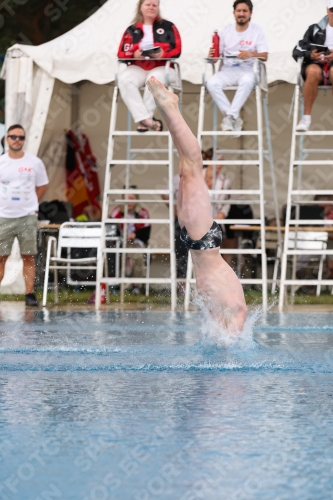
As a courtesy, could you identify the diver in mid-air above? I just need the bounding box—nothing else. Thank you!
[147,77,247,339]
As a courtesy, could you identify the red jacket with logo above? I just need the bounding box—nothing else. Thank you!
[117,19,181,71]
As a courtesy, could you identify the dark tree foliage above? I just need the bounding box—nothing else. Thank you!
[0,0,108,51]
[0,0,108,122]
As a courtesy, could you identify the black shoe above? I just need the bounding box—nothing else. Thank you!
[25,293,39,307]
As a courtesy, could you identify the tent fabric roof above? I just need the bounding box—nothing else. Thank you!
[5,0,329,85]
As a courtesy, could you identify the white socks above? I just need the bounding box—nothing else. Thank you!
[303,115,311,124]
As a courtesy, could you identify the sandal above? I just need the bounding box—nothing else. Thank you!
[151,118,163,132]
[137,122,149,132]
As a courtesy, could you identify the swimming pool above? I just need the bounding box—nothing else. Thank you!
[0,309,333,499]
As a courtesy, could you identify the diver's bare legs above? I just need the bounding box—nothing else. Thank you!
[147,77,212,239]
[146,77,247,334]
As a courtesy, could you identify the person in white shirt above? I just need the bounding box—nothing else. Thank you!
[206,0,268,135]
[0,125,49,307]
[293,1,333,132]
[203,153,231,221]
[203,151,239,268]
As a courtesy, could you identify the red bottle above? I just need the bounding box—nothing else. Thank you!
[212,30,220,58]
[323,63,330,86]
[124,32,133,56]
[100,283,106,305]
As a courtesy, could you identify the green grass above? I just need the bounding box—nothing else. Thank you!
[290,293,333,305]
[245,289,333,306]
[2,287,333,307]
[246,290,333,306]
[0,288,174,306]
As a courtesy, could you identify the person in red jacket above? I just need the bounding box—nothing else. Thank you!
[117,0,181,132]
[111,192,151,295]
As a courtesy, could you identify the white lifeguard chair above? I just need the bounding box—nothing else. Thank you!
[184,57,282,312]
[279,59,333,311]
[95,59,182,310]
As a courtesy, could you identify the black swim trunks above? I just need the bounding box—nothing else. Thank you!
[180,221,222,250]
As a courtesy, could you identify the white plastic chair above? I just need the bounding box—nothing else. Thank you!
[288,231,328,296]
[42,222,102,306]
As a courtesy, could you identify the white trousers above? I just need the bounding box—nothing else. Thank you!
[206,67,256,119]
[118,65,176,123]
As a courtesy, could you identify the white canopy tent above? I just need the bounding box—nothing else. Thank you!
[1,0,328,154]
[0,0,330,293]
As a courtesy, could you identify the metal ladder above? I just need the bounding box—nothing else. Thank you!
[278,60,333,311]
[95,60,182,310]
[184,58,281,312]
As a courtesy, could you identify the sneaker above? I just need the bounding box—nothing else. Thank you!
[25,293,39,307]
[221,115,234,132]
[232,117,243,138]
[296,116,311,132]
[131,286,140,296]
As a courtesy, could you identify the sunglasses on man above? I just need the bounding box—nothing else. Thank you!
[7,134,26,141]
[330,7,333,11]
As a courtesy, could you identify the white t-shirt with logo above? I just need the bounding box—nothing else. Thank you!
[139,25,154,51]
[219,22,268,69]
[0,152,49,218]
[325,24,333,49]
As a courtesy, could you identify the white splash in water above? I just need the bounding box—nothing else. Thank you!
[195,294,265,349]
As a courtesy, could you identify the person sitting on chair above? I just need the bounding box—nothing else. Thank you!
[202,151,239,268]
[161,173,189,293]
[146,77,247,338]
[206,0,268,136]
[117,0,181,132]
[111,191,151,295]
[293,1,333,132]
[202,148,231,223]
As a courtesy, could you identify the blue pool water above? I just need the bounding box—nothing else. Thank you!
[1,309,333,499]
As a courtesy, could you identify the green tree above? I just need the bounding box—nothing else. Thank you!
[0,0,108,122]
[0,0,108,51]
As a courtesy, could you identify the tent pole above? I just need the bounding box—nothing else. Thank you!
[25,68,55,156]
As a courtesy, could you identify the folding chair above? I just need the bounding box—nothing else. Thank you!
[42,222,102,306]
[288,231,328,297]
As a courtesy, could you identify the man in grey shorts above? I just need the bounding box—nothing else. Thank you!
[0,125,49,306]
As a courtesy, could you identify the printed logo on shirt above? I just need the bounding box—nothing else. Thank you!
[156,28,164,34]
[18,167,33,173]
[240,40,254,46]
[12,197,20,201]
